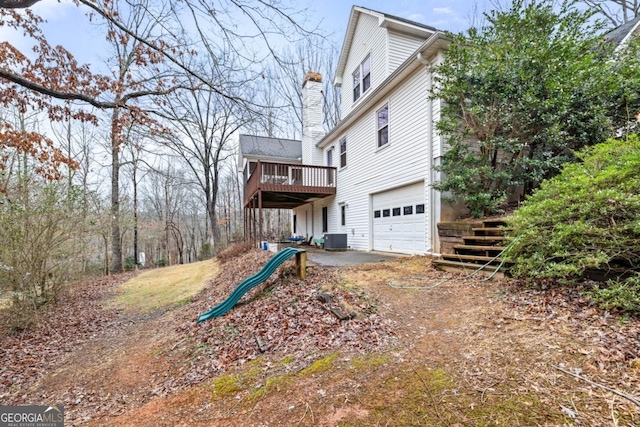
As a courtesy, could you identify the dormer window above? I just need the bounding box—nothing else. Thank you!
[352,55,371,102]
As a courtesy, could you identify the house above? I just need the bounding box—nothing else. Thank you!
[605,14,640,49]
[239,6,461,255]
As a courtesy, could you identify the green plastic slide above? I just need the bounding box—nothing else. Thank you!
[197,247,302,323]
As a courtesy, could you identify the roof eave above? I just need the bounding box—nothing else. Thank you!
[619,18,640,48]
[335,7,366,85]
[319,32,451,149]
[242,154,303,164]
[334,6,438,86]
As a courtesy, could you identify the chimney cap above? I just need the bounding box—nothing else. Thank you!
[303,72,322,88]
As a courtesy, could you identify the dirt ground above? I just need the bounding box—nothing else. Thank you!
[3,256,639,426]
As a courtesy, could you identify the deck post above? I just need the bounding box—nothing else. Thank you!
[258,190,263,245]
[249,198,254,245]
[295,250,307,279]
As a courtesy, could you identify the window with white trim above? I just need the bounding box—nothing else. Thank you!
[352,55,371,102]
[377,105,389,148]
[326,148,334,185]
[339,137,346,168]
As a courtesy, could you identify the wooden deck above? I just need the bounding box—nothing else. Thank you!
[244,161,336,208]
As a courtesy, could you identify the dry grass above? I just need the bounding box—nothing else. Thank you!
[112,260,219,312]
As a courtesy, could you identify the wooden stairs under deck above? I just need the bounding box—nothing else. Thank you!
[433,219,512,279]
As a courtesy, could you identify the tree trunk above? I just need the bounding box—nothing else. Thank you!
[133,163,138,268]
[110,108,122,273]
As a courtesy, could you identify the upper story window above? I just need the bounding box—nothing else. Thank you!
[377,105,389,148]
[339,137,347,168]
[352,55,371,102]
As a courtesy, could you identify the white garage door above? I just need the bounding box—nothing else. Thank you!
[372,182,426,254]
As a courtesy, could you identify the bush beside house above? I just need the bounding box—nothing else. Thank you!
[507,135,640,312]
[431,0,640,217]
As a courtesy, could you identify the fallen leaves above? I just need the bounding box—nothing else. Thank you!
[2,251,639,426]
[0,273,135,403]
[171,250,395,389]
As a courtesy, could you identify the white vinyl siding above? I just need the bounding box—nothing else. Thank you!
[328,67,431,253]
[388,30,425,73]
[292,197,337,240]
[340,13,388,117]
[431,50,446,158]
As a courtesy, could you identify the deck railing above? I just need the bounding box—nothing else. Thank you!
[244,161,336,204]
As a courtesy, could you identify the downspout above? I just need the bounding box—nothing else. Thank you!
[417,51,436,254]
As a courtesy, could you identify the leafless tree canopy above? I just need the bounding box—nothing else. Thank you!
[583,0,640,26]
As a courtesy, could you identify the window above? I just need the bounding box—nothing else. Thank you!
[382,209,390,217]
[362,55,371,92]
[392,207,401,216]
[322,206,328,233]
[340,205,346,226]
[326,148,334,185]
[352,55,371,102]
[416,204,425,214]
[404,206,413,215]
[377,105,389,148]
[339,137,347,168]
[374,210,381,218]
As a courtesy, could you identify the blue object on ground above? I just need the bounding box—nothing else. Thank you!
[196,247,303,323]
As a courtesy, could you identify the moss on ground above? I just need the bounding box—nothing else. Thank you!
[338,365,568,426]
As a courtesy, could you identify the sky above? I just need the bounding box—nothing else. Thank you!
[310,0,488,38]
[2,0,486,68]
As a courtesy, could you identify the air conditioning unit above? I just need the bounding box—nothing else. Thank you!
[324,233,347,251]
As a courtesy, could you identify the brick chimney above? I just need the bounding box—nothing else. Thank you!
[301,72,325,165]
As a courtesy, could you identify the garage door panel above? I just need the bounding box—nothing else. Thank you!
[372,182,426,254]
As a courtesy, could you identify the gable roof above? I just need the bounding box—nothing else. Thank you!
[605,14,640,46]
[334,6,438,86]
[239,134,302,161]
[319,31,451,149]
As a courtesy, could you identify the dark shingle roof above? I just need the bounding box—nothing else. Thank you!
[239,134,301,160]
[605,14,640,44]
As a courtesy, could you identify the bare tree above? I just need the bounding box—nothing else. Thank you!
[0,0,320,115]
[582,0,640,26]
[99,0,180,272]
[271,38,341,137]
[141,164,188,265]
[160,74,252,252]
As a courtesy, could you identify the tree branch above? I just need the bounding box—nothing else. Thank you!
[0,69,119,108]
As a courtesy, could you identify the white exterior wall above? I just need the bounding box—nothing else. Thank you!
[302,79,325,165]
[431,51,446,159]
[292,197,336,240]
[340,13,388,118]
[387,30,425,73]
[308,66,432,253]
